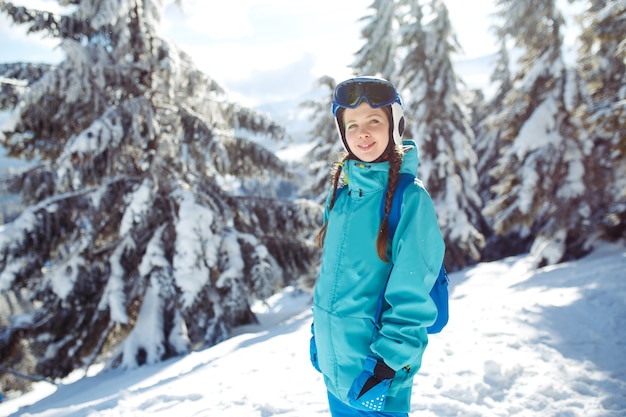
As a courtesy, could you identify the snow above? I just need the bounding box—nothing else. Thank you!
[97,237,131,325]
[172,189,218,308]
[46,248,85,300]
[0,208,38,291]
[512,97,561,161]
[120,179,154,237]
[1,242,624,416]
[120,276,166,369]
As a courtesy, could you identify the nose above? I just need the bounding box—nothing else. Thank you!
[357,126,370,138]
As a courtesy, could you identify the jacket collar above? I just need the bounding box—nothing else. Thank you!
[343,140,419,194]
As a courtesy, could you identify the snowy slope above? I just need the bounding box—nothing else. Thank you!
[1,242,624,417]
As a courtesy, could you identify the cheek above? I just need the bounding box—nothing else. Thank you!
[375,126,391,142]
[345,129,358,141]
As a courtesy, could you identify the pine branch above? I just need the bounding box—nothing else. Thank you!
[223,137,291,179]
[82,321,115,372]
[228,103,288,141]
[0,1,92,41]
[0,364,57,385]
[232,196,322,238]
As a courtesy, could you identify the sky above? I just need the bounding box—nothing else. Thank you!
[0,241,624,416]
[159,0,501,105]
[0,0,502,107]
[0,0,587,108]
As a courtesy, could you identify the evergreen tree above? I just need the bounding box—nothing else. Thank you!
[396,0,427,142]
[576,0,626,240]
[299,76,344,204]
[0,0,320,393]
[351,0,398,79]
[475,39,513,204]
[483,0,591,266]
[473,39,522,259]
[398,0,486,269]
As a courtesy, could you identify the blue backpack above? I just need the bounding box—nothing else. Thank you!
[384,173,449,334]
[335,173,449,334]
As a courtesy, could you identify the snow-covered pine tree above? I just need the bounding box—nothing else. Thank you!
[398,0,486,269]
[483,0,592,266]
[472,39,523,259]
[0,0,321,394]
[299,76,344,204]
[576,0,626,240]
[475,39,513,204]
[396,0,427,142]
[351,0,398,80]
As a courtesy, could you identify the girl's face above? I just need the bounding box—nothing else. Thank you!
[342,103,390,162]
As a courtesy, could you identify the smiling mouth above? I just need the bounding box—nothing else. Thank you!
[358,142,375,150]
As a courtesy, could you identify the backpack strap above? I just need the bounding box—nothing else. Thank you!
[372,173,415,338]
[374,172,449,335]
[381,173,416,239]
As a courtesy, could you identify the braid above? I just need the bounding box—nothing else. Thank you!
[376,146,404,262]
[315,154,349,248]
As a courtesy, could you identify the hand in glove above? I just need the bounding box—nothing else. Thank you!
[347,356,395,411]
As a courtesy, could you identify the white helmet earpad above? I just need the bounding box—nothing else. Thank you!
[391,102,405,146]
[334,116,348,152]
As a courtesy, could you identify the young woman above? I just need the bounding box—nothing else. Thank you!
[310,77,445,416]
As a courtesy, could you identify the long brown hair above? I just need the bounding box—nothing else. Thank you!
[316,106,404,263]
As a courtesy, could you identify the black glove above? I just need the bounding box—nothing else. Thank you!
[347,356,396,411]
[358,358,395,398]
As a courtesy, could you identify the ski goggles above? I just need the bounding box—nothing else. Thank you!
[332,77,401,116]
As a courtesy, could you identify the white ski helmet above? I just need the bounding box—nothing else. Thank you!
[331,76,405,153]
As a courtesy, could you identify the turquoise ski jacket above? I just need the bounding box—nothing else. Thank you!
[312,140,445,413]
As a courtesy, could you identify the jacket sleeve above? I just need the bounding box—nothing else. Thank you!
[369,184,445,371]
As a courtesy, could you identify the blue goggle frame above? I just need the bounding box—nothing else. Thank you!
[332,77,402,116]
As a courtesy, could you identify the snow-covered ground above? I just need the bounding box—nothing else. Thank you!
[1,242,625,417]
